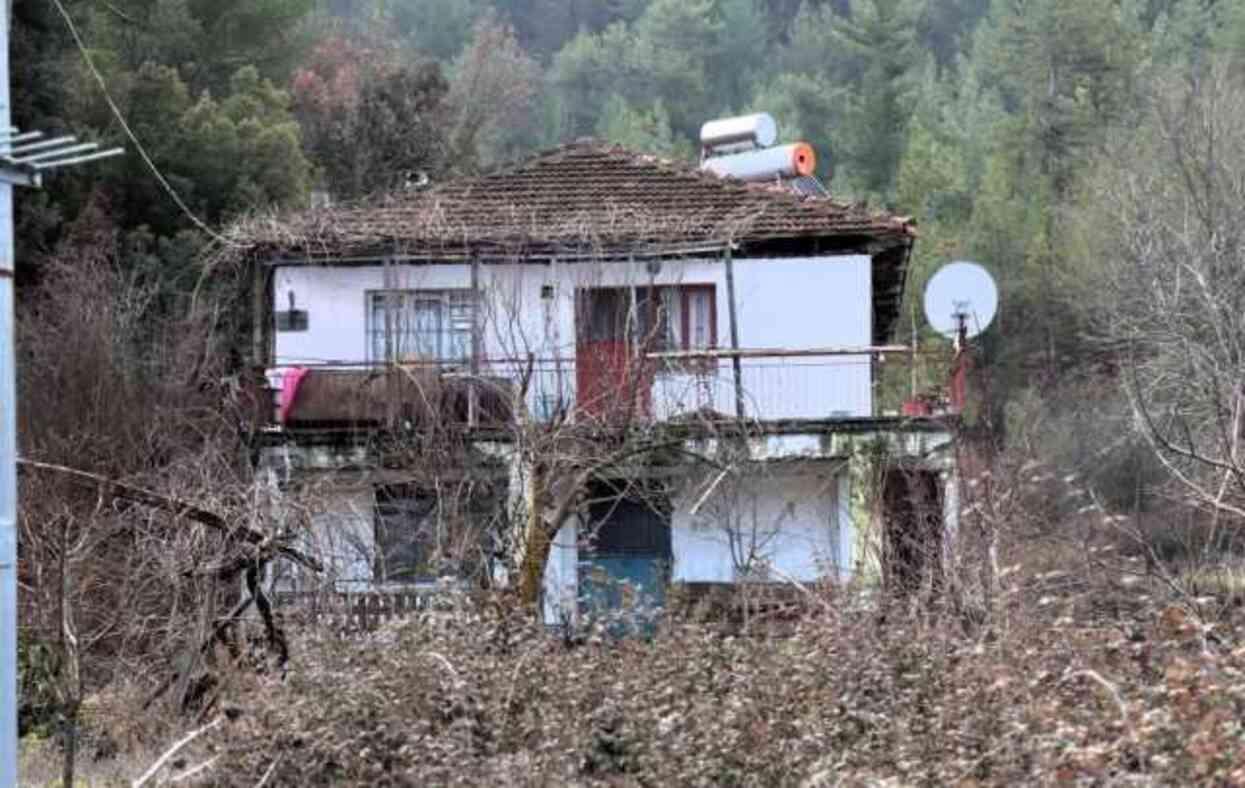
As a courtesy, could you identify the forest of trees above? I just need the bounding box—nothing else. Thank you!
[16,0,1245,510]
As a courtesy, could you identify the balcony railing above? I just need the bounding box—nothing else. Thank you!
[262,345,941,430]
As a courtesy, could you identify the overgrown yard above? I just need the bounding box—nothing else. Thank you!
[15,567,1245,786]
[146,577,1244,786]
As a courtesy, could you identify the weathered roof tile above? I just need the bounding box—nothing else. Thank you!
[226,141,915,260]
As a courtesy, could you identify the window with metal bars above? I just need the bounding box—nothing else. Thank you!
[366,289,474,363]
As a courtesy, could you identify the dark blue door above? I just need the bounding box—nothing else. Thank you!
[578,490,671,635]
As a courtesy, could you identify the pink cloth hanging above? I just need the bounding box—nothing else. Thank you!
[278,367,310,424]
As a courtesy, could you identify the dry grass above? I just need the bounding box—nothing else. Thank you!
[21,522,1245,786]
[181,572,1245,787]
[19,737,150,787]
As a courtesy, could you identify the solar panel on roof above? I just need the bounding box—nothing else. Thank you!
[787,175,829,198]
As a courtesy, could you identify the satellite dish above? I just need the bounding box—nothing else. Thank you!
[923,261,998,340]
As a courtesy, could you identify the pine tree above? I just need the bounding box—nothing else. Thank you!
[829,0,924,199]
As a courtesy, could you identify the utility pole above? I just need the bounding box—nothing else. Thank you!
[0,2,122,781]
[1,4,20,782]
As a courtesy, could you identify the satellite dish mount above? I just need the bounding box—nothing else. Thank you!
[923,261,999,349]
[951,303,971,352]
[920,261,998,415]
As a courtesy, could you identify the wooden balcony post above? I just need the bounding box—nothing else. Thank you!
[723,244,745,421]
[469,254,481,428]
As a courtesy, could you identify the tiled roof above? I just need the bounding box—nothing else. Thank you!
[226,140,915,260]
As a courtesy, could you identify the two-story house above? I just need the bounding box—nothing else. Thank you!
[227,136,958,625]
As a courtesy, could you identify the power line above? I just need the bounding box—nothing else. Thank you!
[49,0,240,248]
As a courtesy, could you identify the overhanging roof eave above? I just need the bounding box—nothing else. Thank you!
[253,229,913,268]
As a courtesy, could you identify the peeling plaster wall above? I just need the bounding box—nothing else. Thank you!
[263,426,957,608]
[670,430,959,586]
[849,447,885,582]
[845,436,961,584]
[542,518,580,627]
[535,464,853,625]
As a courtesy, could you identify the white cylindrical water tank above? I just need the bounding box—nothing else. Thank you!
[701,142,817,182]
[700,113,778,150]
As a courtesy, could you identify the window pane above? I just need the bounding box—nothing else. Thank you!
[584,289,628,342]
[661,288,681,350]
[411,298,443,359]
[448,292,474,361]
[688,290,712,349]
[635,287,672,349]
[370,293,396,361]
[370,290,475,362]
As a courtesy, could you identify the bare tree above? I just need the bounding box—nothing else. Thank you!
[16,210,319,779]
[1073,59,1245,548]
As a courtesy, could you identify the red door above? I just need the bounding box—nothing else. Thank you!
[576,289,652,423]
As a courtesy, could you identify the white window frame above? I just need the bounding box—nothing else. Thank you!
[366,289,475,364]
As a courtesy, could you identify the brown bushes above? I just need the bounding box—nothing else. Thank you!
[13,212,302,787]
[184,441,1245,786]
[196,578,1245,786]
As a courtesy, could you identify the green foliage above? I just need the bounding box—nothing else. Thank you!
[828,0,924,198]
[18,640,62,739]
[179,67,311,219]
[74,0,314,93]
[82,63,310,238]
[595,95,688,157]
[498,0,650,56]
[778,1,842,77]
[918,0,991,70]
[750,71,844,176]
[10,0,322,284]
[1149,0,1222,70]
[292,36,450,197]
[388,0,492,60]
[975,0,1144,190]
[447,14,545,169]
[631,0,724,137]
[712,0,770,108]
[549,22,642,138]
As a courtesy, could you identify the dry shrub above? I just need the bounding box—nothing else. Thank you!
[190,435,1245,786]
[14,205,268,771]
[197,571,1245,787]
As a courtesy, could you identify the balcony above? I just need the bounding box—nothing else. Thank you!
[262,345,942,432]
[262,364,515,430]
[528,354,876,424]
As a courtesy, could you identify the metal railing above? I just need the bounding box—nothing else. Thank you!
[273,588,455,632]
[262,346,927,429]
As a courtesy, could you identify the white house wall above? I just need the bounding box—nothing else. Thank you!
[732,257,872,419]
[271,254,873,421]
[670,464,852,584]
